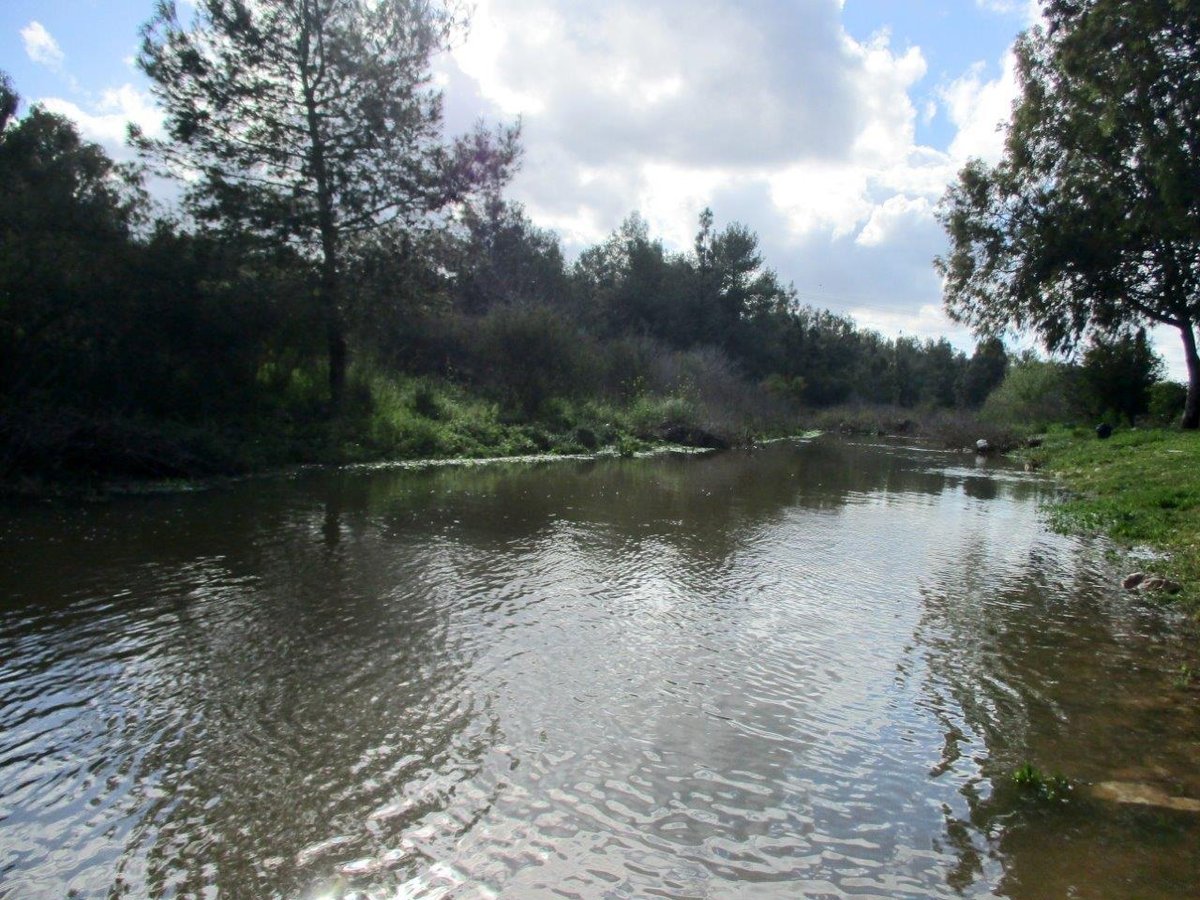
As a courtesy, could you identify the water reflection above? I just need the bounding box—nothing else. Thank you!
[914,514,1200,898]
[0,438,1196,898]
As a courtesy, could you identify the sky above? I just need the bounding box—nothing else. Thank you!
[0,0,1187,378]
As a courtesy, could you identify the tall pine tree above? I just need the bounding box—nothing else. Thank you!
[136,0,519,411]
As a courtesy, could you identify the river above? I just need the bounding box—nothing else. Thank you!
[1,437,1197,898]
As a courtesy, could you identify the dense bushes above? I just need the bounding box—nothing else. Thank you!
[2,71,1181,484]
[981,358,1084,429]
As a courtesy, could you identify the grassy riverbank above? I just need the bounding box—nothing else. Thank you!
[0,368,801,495]
[1029,428,1200,614]
[5,386,1047,496]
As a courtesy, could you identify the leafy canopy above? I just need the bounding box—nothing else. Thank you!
[136,0,518,246]
[937,0,1200,354]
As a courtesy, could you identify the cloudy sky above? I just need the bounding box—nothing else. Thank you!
[1,0,1184,376]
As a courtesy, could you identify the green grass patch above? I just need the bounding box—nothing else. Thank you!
[1033,426,1200,613]
[337,368,714,464]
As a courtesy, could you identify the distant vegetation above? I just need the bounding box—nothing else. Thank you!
[0,57,1014,485]
[1,0,1193,486]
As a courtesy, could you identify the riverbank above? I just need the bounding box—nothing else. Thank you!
[0,372,793,497]
[1028,427,1200,615]
[1,390,1037,498]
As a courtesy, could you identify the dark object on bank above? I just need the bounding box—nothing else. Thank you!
[1096,423,1113,440]
[1122,572,1182,595]
[659,425,730,450]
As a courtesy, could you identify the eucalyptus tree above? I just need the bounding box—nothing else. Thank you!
[937,0,1200,426]
[135,0,519,411]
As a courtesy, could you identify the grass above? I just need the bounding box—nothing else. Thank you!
[1,365,769,495]
[1027,426,1200,614]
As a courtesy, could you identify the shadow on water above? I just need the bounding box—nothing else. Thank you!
[0,437,1197,897]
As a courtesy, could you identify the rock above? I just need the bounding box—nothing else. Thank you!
[1096,423,1113,439]
[1092,781,1200,813]
[1122,572,1146,590]
[1144,576,1182,594]
[975,439,991,453]
[1125,572,1183,594]
[1024,436,1044,448]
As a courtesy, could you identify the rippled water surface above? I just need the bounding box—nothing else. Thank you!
[2,438,1199,898]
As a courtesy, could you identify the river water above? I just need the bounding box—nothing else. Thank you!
[1,438,1197,898]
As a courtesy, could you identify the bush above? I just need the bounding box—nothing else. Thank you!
[1148,381,1188,426]
[981,358,1086,429]
[470,304,597,416]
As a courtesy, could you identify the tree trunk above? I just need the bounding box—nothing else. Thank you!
[298,8,346,416]
[1180,320,1200,429]
[324,259,348,415]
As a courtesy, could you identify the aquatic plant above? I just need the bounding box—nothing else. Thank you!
[1012,763,1072,802]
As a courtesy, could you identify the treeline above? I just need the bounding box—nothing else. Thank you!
[0,71,1168,482]
[0,78,1014,479]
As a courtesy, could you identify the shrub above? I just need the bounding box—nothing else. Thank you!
[981,358,1086,429]
[471,304,596,416]
[1148,381,1188,426]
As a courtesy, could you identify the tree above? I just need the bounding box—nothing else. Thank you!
[0,83,147,408]
[0,72,17,132]
[936,0,1200,427]
[692,208,792,354]
[449,195,568,314]
[1079,327,1164,423]
[136,0,520,411]
[981,354,1085,429]
[959,337,1008,408]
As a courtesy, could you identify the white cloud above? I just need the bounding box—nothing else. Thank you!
[437,0,1013,354]
[455,0,863,170]
[941,51,1020,164]
[851,303,975,347]
[975,0,1042,25]
[449,0,957,255]
[39,85,164,159]
[855,195,935,248]
[21,21,65,69]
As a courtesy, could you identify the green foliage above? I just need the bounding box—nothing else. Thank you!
[1174,665,1196,689]
[0,63,1041,485]
[762,374,807,404]
[471,304,595,417]
[959,337,1008,408]
[1012,764,1072,802]
[1079,329,1164,423]
[136,0,519,407]
[1149,382,1188,426]
[1039,427,1200,611]
[981,357,1084,429]
[937,0,1200,427]
[452,195,570,314]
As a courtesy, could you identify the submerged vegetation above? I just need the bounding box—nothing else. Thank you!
[1011,764,1073,804]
